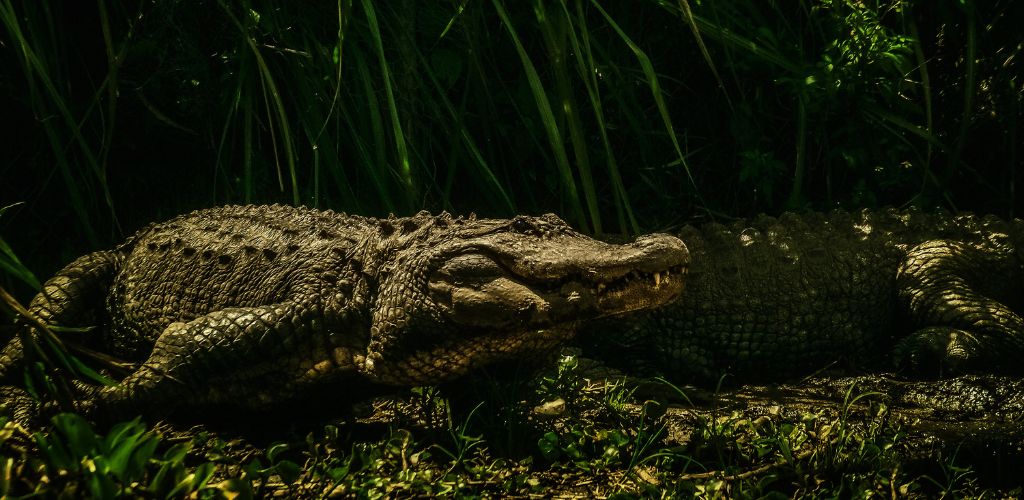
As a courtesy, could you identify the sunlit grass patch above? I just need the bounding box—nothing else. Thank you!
[2,358,1017,498]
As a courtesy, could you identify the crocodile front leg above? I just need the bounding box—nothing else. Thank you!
[89,297,365,421]
[896,239,1024,375]
[0,251,123,381]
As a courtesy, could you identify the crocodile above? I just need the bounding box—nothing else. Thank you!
[0,205,688,420]
[584,209,1024,384]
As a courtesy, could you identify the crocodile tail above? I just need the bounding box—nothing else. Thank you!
[0,250,124,381]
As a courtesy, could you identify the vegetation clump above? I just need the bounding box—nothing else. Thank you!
[0,354,1018,497]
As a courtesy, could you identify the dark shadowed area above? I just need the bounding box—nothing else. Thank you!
[1,0,1022,496]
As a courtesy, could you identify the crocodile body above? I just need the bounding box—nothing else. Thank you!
[585,209,1024,383]
[0,205,688,420]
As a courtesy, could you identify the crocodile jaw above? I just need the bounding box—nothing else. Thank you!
[428,261,686,329]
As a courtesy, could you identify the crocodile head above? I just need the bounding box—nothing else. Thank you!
[358,212,688,385]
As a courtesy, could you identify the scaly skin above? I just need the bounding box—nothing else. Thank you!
[584,208,1024,383]
[0,205,688,420]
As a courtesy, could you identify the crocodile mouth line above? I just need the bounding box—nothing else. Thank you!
[462,245,688,296]
[589,264,687,296]
[530,263,687,298]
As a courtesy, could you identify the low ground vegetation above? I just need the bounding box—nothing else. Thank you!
[2,354,1019,498]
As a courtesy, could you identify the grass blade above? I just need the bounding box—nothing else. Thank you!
[677,0,732,110]
[535,0,601,234]
[591,0,702,204]
[492,0,587,232]
[411,45,516,213]
[360,0,416,211]
[219,0,300,205]
[562,0,638,233]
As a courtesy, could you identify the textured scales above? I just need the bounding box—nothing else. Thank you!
[0,205,688,420]
[585,208,1024,383]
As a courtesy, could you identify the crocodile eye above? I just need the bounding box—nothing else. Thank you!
[511,217,534,234]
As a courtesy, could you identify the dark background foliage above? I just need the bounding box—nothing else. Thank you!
[1,0,1021,295]
[0,3,1022,495]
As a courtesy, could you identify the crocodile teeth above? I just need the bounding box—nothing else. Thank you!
[654,271,661,288]
[597,283,606,293]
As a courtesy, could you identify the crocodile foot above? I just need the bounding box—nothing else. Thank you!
[895,326,982,377]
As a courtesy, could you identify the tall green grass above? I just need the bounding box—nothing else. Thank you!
[1,1,105,246]
[0,0,1018,259]
[0,0,713,242]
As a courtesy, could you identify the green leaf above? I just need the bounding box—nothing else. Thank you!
[244,457,266,479]
[103,426,147,479]
[0,215,41,290]
[275,459,301,484]
[102,417,143,454]
[0,457,13,497]
[34,432,74,470]
[163,442,191,463]
[607,429,630,448]
[52,412,100,458]
[326,464,350,482]
[166,462,215,498]
[67,354,117,386]
[148,460,185,496]
[265,442,289,463]
[87,470,119,500]
[537,432,560,461]
[190,462,216,491]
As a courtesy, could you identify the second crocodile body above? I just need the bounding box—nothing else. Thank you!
[585,209,1024,383]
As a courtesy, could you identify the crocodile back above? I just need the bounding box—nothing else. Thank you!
[585,209,1024,383]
